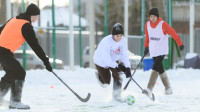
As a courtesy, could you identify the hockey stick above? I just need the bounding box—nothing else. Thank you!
[52,71,91,102]
[123,54,146,90]
[130,77,155,101]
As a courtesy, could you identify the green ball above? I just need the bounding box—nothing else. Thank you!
[126,95,135,105]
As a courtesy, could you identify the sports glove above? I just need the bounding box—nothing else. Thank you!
[125,68,131,78]
[118,63,126,72]
[179,45,184,51]
[44,58,52,72]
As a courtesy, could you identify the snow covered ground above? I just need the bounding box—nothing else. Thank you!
[0,68,200,112]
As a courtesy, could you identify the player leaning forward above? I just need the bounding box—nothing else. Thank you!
[0,3,52,109]
[93,23,131,101]
[143,8,184,95]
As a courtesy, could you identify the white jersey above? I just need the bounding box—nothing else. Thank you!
[147,21,169,57]
[93,35,131,68]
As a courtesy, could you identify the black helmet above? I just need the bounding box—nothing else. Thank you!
[112,23,124,35]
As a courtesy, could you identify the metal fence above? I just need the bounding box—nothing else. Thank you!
[172,29,200,64]
[127,36,143,56]
[195,28,200,54]
[19,29,103,66]
[17,27,200,67]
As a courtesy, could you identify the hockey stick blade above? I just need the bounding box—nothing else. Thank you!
[52,71,91,102]
[75,93,91,102]
[131,77,155,101]
[142,90,155,101]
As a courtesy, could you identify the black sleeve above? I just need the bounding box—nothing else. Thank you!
[21,23,49,64]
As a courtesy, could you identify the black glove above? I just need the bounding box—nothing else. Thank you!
[125,68,131,78]
[179,45,184,51]
[44,58,52,72]
[118,63,126,72]
[144,47,149,55]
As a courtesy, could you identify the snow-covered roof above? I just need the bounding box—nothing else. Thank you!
[39,7,87,27]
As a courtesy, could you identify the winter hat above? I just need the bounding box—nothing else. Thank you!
[26,3,40,16]
[112,23,124,35]
[149,8,159,18]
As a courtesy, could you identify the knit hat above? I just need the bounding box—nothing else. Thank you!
[149,8,159,18]
[26,3,40,16]
[112,23,124,35]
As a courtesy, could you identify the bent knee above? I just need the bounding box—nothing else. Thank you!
[16,69,26,80]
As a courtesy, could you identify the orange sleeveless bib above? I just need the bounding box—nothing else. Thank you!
[0,18,29,52]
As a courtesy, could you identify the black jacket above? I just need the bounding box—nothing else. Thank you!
[0,13,49,64]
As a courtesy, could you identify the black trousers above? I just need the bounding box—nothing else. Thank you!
[0,49,26,83]
[152,55,165,74]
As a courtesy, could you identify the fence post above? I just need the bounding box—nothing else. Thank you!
[79,0,82,67]
[52,0,56,69]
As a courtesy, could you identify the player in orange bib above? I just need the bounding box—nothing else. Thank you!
[0,3,52,109]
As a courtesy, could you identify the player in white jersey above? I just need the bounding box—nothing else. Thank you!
[143,8,184,96]
[93,23,131,101]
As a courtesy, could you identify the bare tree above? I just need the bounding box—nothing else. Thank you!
[95,0,167,35]
[96,0,124,35]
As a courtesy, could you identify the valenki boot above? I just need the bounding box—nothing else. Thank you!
[113,73,123,102]
[159,72,172,95]
[9,80,30,109]
[143,70,158,96]
[0,79,11,105]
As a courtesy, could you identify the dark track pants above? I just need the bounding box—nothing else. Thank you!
[95,64,121,84]
[0,53,26,83]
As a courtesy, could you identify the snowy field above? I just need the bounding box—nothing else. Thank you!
[0,68,200,112]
